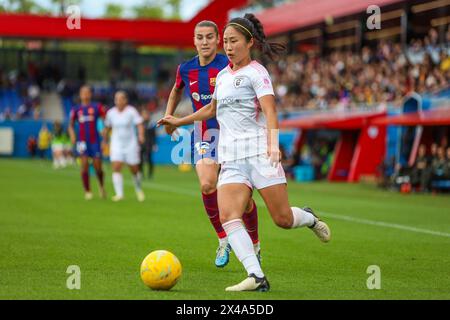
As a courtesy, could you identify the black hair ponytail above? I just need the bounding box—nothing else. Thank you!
[243,13,286,61]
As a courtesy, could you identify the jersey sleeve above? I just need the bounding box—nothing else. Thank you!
[175,64,185,89]
[251,68,275,99]
[69,107,77,125]
[132,108,144,125]
[98,103,106,118]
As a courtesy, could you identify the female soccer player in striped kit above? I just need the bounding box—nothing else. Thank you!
[159,14,331,292]
[163,20,261,268]
[68,85,107,200]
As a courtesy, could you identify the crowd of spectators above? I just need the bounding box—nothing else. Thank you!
[267,27,450,111]
[379,142,450,193]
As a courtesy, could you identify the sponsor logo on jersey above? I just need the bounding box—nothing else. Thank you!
[200,94,212,100]
[192,92,200,102]
[210,77,216,86]
[189,80,198,86]
[234,76,245,88]
[78,115,95,123]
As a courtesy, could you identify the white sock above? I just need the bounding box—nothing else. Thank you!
[112,172,124,197]
[219,237,228,247]
[223,219,264,278]
[132,172,142,192]
[291,207,315,228]
[253,241,260,254]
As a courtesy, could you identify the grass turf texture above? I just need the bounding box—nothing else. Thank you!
[0,158,449,300]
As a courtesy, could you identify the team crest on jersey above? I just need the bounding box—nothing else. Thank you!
[210,77,216,86]
[192,92,200,102]
[88,108,95,115]
[234,76,245,88]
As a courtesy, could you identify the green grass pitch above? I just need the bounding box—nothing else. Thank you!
[1,158,449,299]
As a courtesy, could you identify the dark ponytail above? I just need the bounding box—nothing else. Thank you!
[226,13,286,61]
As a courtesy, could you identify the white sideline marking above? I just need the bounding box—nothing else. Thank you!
[43,167,450,239]
[144,182,450,239]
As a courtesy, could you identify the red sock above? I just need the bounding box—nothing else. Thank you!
[96,170,104,188]
[242,199,259,244]
[202,190,226,239]
[81,170,90,192]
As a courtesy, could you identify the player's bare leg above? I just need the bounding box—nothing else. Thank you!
[111,161,124,201]
[219,183,269,292]
[129,164,145,202]
[93,157,106,199]
[258,184,331,242]
[80,156,92,200]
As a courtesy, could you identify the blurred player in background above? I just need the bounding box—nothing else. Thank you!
[103,91,145,202]
[159,14,331,292]
[163,20,261,268]
[51,121,67,169]
[139,108,157,179]
[68,85,106,200]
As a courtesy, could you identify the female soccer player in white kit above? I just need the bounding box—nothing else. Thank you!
[158,13,331,292]
[104,91,146,202]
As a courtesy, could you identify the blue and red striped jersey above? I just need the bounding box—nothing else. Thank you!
[69,102,106,144]
[175,53,229,133]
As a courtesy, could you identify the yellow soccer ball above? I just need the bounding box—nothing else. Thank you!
[140,250,182,290]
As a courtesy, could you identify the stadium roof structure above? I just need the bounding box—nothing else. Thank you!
[257,0,405,36]
[280,110,386,130]
[0,0,248,47]
[372,107,450,126]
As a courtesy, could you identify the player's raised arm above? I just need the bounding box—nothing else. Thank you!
[158,99,216,128]
[164,65,185,135]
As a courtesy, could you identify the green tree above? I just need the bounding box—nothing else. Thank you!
[132,0,165,19]
[50,0,82,16]
[167,0,181,19]
[104,3,124,18]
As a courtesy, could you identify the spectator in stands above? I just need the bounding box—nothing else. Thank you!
[410,144,431,192]
[37,123,52,159]
[444,147,450,180]
[431,146,447,183]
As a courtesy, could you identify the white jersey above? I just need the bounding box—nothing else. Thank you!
[105,105,143,150]
[213,61,274,163]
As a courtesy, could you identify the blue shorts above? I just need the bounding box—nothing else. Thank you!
[75,141,102,158]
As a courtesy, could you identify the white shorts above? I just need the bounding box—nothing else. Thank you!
[51,143,64,152]
[110,144,140,165]
[218,156,287,190]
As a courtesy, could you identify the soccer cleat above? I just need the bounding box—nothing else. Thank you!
[303,207,331,243]
[84,192,93,200]
[136,190,145,202]
[215,243,231,268]
[112,195,124,202]
[225,273,270,292]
